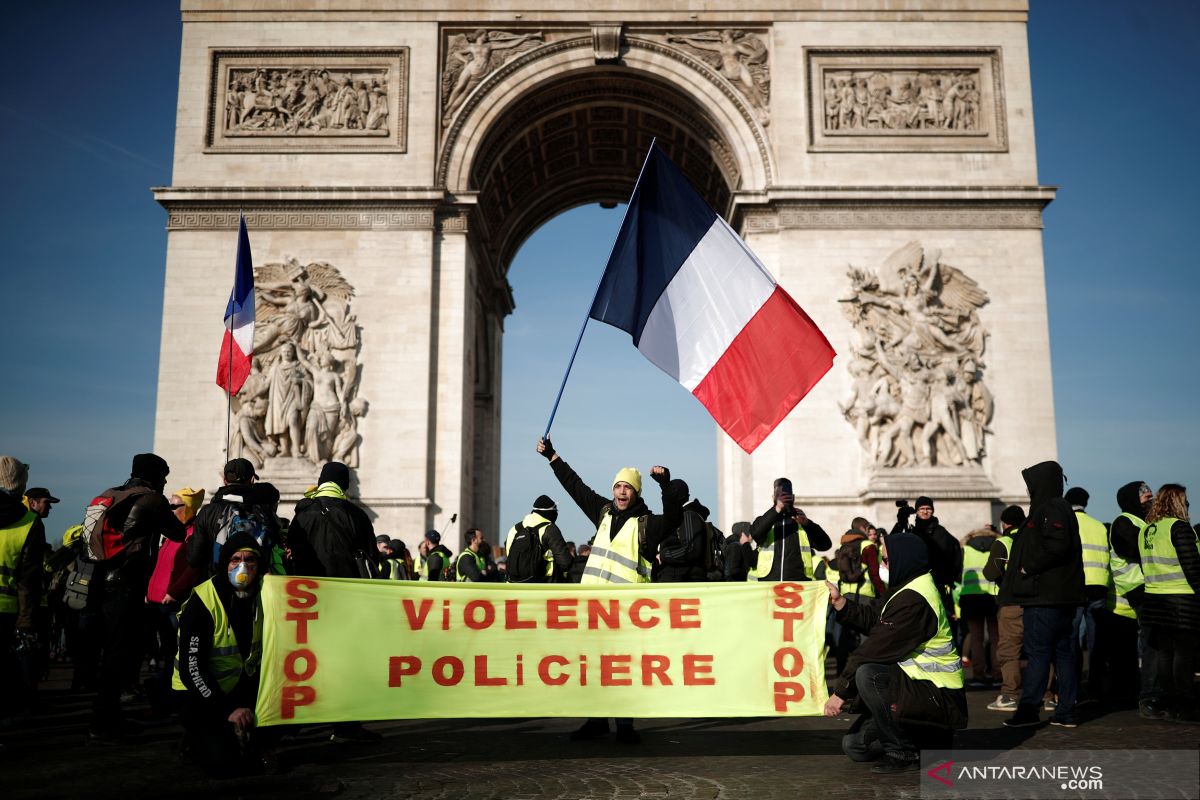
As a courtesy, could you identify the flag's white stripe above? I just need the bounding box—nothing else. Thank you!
[636,217,776,391]
[231,322,255,355]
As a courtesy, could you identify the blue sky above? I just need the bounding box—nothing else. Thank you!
[0,1,1196,545]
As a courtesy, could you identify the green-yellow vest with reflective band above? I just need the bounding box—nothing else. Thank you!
[1106,512,1145,619]
[456,549,486,581]
[582,506,651,585]
[960,541,997,596]
[748,523,815,581]
[1076,511,1110,587]
[0,510,37,615]
[423,546,452,580]
[1140,517,1197,596]
[505,513,555,579]
[380,558,404,580]
[834,539,878,598]
[881,572,964,689]
[996,534,1013,559]
[171,580,262,693]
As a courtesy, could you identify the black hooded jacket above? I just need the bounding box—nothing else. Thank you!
[1109,481,1149,609]
[1000,461,1083,607]
[656,498,711,583]
[896,514,962,600]
[0,491,47,629]
[749,507,832,581]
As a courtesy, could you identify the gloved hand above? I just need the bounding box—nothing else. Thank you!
[896,505,916,525]
[650,465,670,484]
[537,437,556,461]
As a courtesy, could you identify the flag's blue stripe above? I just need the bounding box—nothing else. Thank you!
[224,216,255,323]
[589,145,718,344]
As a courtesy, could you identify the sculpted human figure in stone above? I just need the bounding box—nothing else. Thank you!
[667,30,770,123]
[231,358,275,468]
[255,259,328,353]
[923,365,970,466]
[224,65,390,136]
[265,342,313,458]
[442,30,544,125]
[822,69,982,133]
[299,350,345,463]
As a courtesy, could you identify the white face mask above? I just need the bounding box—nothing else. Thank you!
[878,564,891,585]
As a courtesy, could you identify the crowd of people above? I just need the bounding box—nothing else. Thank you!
[0,444,1196,776]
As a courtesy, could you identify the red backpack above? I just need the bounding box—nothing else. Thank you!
[81,485,153,563]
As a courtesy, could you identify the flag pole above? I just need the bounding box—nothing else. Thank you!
[542,138,658,439]
[224,214,241,461]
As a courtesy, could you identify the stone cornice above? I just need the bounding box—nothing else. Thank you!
[152,186,446,203]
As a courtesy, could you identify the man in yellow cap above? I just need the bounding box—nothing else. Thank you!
[537,437,682,743]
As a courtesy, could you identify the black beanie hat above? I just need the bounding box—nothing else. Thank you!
[915,496,934,510]
[376,534,391,545]
[667,479,690,504]
[1064,487,1090,508]
[131,453,170,484]
[219,531,264,568]
[425,529,441,544]
[318,461,351,490]
[532,494,558,522]
[1000,505,1026,527]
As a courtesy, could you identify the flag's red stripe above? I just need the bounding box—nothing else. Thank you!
[215,329,252,395]
[691,286,835,453]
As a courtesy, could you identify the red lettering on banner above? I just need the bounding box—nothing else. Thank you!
[773,681,805,712]
[546,598,578,629]
[600,654,633,686]
[285,611,317,644]
[669,598,702,629]
[641,654,673,686]
[771,582,804,609]
[402,598,433,630]
[285,578,319,609]
[772,611,806,642]
[474,655,508,686]
[505,599,536,629]
[629,599,660,629]
[388,656,421,687]
[284,649,317,682]
[682,654,716,686]
[538,655,569,685]
[464,600,496,630]
[433,656,465,686]
[587,599,620,629]
[773,647,804,677]
[281,685,315,719]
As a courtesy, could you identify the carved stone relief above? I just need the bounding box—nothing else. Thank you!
[807,49,1006,152]
[233,258,368,469]
[838,242,993,469]
[207,49,408,152]
[441,30,545,126]
[665,30,770,125]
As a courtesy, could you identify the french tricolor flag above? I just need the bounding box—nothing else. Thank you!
[216,215,255,395]
[591,145,835,453]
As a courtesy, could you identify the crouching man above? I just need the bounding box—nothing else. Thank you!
[173,532,276,775]
[823,532,967,773]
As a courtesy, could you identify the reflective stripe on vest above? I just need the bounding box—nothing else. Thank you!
[1107,512,1145,619]
[881,573,964,689]
[835,539,878,598]
[171,580,262,693]
[505,513,555,578]
[1076,511,1111,587]
[581,509,650,585]
[456,550,486,581]
[960,540,997,596]
[749,523,815,582]
[0,510,37,614]
[1139,518,1197,595]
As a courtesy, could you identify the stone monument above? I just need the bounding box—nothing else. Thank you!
[154,1,1056,541]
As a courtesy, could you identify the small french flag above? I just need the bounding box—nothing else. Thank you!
[591,144,835,453]
[216,216,255,395]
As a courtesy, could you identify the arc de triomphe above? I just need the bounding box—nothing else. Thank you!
[154,0,1057,539]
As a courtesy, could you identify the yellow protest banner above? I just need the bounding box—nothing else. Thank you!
[254,576,829,726]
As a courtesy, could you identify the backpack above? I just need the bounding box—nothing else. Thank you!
[63,556,98,612]
[209,495,278,571]
[80,485,153,563]
[835,539,867,585]
[505,521,550,583]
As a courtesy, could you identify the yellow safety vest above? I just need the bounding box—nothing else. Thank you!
[1107,512,1144,620]
[456,549,486,582]
[1076,511,1110,587]
[881,572,964,690]
[505,513,555,579]
[0,510,37,615]
[581,506,651,585]
[960,540,997,596]
[171,580,262,693]
[748,522,815,581]
[1140,517,1197,596]
[423,546,453,580]
[834,539,878,598]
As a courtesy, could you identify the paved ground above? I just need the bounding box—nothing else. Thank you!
[5,664,1196,800]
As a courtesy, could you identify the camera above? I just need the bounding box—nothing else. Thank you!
[895,499,908,508]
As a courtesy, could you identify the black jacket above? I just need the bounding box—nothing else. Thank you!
[175,576,260,716]
[106,478,188,587]
[985,525,1020,606]
[1109,481,1150,610]
[1138,519,1200,632]
[897,515,962,598]
[550,458,681,564]
[656,500,711,583]
[455,549,485,582]
[0,492,47,629]
[749,507,831,581]
[288,494,377,578]
[424,544,453,580]
[1000,461,1083,607]
[723,538,753,582]
[567,554,588,583]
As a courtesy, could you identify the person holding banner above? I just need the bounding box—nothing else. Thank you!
[537,437,683,743]
[823,532,968,773]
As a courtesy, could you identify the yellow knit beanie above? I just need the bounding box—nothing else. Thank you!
[612,467,642,495]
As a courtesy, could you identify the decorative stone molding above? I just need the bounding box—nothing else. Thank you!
[441,30,545,127]
[592,24,622,63]
[739,203,1044,231]
[806,48,1006,152]
[435,207,471,233]
[163,206,436,231]
[206,48,409,152]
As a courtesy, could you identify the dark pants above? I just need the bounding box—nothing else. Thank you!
[178,690,277,777]
[842,664,917,761]
[1140,622,1163,702]
[1089,609,1139,704]
[1018,605,1079,720]
[1146,627,1199,708]
[91,578,149,732]
[0,613,33,719]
